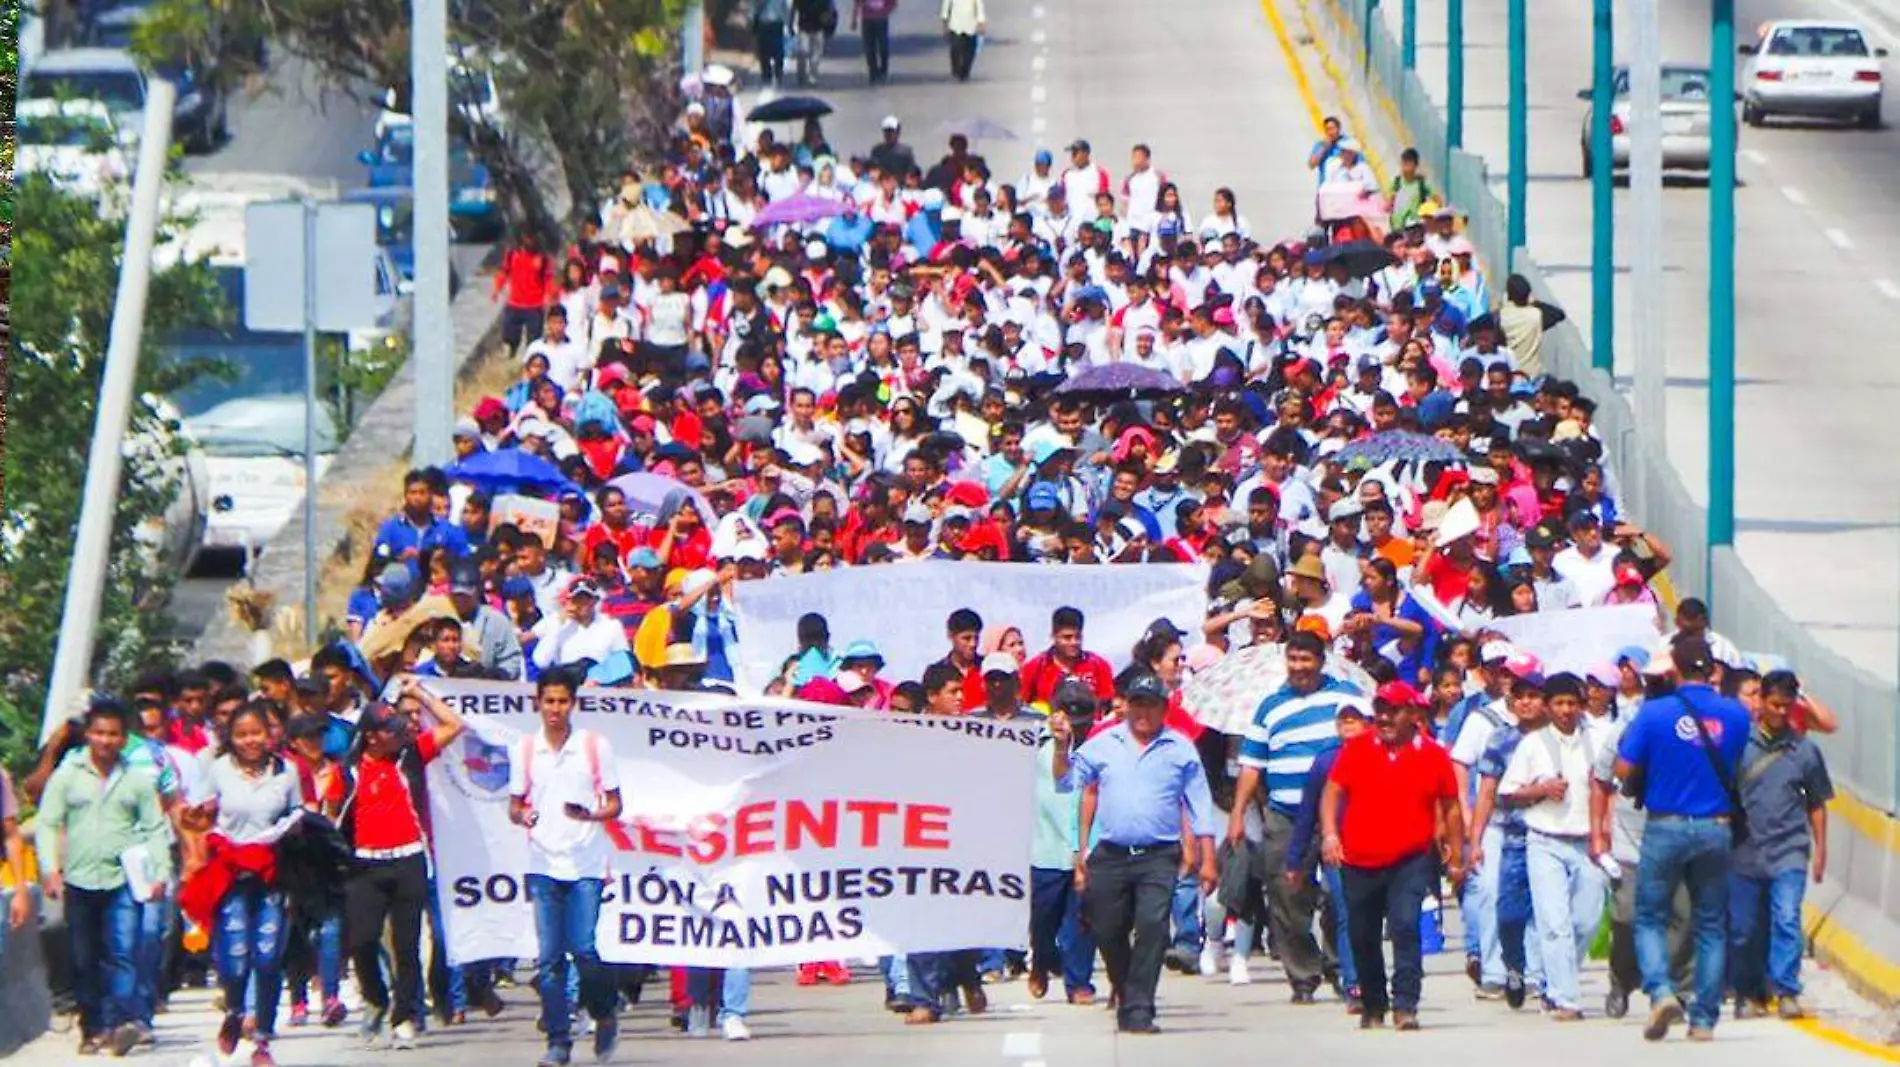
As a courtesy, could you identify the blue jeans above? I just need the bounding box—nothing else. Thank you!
[907,950,979,1017]
[1464,825,1504,984]
[1635,818,1732,1029]
[422,880,467,1020]
[1321,866,1359,992]
[1527,832,1608,1011]
[69,884,140,1037]
[214,881,289,1036]
[1029,867,1096,994]
[1496,837,1544,987]
[880,955,912,1004]
[133,893,172,1026]
[527,875,613,1047]
[1169,872,1204,953]
[1728,868,1807,1000]
[685,968,751,1021]
[290,911,343,1004]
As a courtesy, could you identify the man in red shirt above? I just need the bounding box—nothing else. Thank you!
[493,231,555,351]
[1019,606,1117,705]
[1321,681,1464,1032]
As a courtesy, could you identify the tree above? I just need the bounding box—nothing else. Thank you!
[0,172,223,773]
[139,0,690,244]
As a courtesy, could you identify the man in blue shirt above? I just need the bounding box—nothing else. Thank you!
[1227,630,1368,1003]
[1053,673,1216,1034]
[373,468,468,576]
[1614,637,1750,1043]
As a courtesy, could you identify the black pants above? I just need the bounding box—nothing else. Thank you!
[755,19,786,82]
[1341,851,1434,1018]
[948,32,978,81]
[862,17,891,80]
[500,305,544,352]
[1085,843,1177,1029]
[346,853,428,1027]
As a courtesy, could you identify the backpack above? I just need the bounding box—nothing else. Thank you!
[519,729,606,817]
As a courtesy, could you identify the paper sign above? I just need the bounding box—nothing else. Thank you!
[494,493,561,549]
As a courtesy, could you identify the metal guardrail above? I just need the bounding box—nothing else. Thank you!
[1333,1,1898,812]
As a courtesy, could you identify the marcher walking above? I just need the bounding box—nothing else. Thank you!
[1027,679,1098,1005]
[940,0,985,82]
[791,0,835,85]
[1321,682,1464,1031]
[1053,673,1217,1034]
[853,0,896,82]
[752,0,790,85]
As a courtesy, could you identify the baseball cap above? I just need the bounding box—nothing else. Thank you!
[1614,562,1646,587]
[981,653,1019,677]
[565,576,602,601]
[1467,466,1500,486]
[902,501,934,526]
[1052,677,1097,712]
[1025,482,1061,511]
[376,563,415,598]
[1066,138,1091,153]
[448,561,482,595]
[1122,673,1168,704]
[784,439,825,467]
[1034,148,1053,165]
[881,114,902,130]
[1327,499,1363,524]
[624,546,663,570]
[1480,639,1515,664]
[1526,522,1564,550]
[1373,682,1421,709]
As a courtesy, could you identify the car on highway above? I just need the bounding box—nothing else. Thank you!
[1741,20,1887,128]
[21,46,227,154]
[374,55,509,142]
[1578,64,1724,178]
[340,186,465,297]
[16,98,133,195]
[166,267,340,568]
[358,117,504,242]
[81,1,231,151]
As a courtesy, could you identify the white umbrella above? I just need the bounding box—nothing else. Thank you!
[1180,644,1374,736]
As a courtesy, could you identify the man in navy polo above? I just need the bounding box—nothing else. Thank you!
[1613,636,1750,1043]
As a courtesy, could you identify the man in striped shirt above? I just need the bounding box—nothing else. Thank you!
[1227,629,1369,1003]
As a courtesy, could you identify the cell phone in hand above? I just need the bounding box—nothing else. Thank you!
[563,802,592,820]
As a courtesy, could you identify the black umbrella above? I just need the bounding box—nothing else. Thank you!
[1319,239,1399,279]
[746,96,834,123]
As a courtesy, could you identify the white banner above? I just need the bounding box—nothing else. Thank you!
[1489,604,1661,675]
[420,678,1038,968]
[726,561,1210,693]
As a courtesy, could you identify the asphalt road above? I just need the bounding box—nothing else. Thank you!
[1384,0,1900,683]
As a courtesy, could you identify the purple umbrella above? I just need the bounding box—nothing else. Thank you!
[606,471,716,524]
[750,192,850,229]
[1052,362,1186,401]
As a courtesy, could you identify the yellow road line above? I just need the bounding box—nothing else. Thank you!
[1319,0,1414,147]
[1293,0,1388,188]
[1791,1017,1900,1063]
[1260,0,1328,137]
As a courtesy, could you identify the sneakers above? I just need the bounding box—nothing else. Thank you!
[1162,947,1197,974]
[108,1023,143,1058]
[686,1005,712,1037]
[1687,1026,1715,1042]
[962,984,989,1016]
[391,1020,418,1049]
[288,1002,309,1028]
[1777,996,1806,1020]
[360,1008,387,1047]
[1290,986,1319,1005]
[796,964,820,986]
[1394,1012,1421,1031]
[592,1016,619,1062]
[1504,972,1527,1010]
[251,1043,278,1067]
[536,1044,573,1067]
[722,1015,752,1042]
[1605,986,1630,1019]
[1198,943,1221,976]
[1228,957,1253,986]
[219,1013,245,1056]
[1643,998,1686,1042]
[1735,999,1770,1020]
[821,961,852,985]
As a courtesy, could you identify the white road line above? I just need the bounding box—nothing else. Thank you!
[1025,1062,1048,1067]
[1002,1032,1044,1057]
[1876,278,1900,300]
[1032,29,1047,43]
[1032,55,1047,72]
[1031,85,1048,103]
[1033,2,1045,15]
[1781,186,1808,205]
[1031,117,1048,132]
[1741,148,1768,166]
[1826,227,1854,249]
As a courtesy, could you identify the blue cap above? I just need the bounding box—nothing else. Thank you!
[840,639,884,666]
[624,546,663,569]
[1123,673,1169,704]
[1614,645,1651,669]
[1034,148,1053,165]
[1029,439,1073,467]
[499,577,535,601]
[1026,481,1061,511]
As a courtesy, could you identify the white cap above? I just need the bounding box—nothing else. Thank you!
[881,114,902,130]
[837,671,871,694]
[981,652,1019,677]
[1480,640,1515,664]
[941,206,964,222]
[1327,499,1363,523]
[804,238,829,260]
[783,439,825,467]
[1467,466,1500,486]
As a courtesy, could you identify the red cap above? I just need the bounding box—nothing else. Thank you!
[472,397,508,423]
[1614,563,1646,587]
[946,480,990,509]
[1374,681,1424,709]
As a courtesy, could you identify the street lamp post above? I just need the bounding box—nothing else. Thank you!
[1402,0,1417,70]
[1507,0,1527,266]
[1447,0,1465,157]
[1590,0,1614,372]
[1710,0,1738,551]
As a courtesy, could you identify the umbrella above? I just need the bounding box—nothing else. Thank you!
[746,95,833,123]
[1052,362,1186,402]
[606,471,716,525]
[936,116,1018,141]
[444,449,574,496]
[616,204,692,244]
[1319,239,1399,279]
[750,192,850,229]
[1330,431,1465,470]
[1180,644,1375,736]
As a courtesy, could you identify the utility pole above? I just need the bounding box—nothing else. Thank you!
[41,81,177,742]
[1589,0,1614,373]
[1447,0,1465,163]
[1506,0,1527,266]
[412,0,453,466]
[1402,0,1417,70]
[1709,0,1738,554]
[1630,0,1666,440]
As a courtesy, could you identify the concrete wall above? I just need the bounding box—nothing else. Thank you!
[0,890,54,1057]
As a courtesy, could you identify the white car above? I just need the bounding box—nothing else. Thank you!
[374,55,507,141]
[1741,20,1887,127]
[185,394,340,566]
[16,98,132,195]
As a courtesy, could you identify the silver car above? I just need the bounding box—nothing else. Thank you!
[1579,65,1724,178]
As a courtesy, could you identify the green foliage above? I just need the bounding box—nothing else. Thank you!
[0,173,222,774]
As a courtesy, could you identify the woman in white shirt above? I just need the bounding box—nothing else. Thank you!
[530,578,633,677]
[1199,187,1252,241]
[643,266,694,376]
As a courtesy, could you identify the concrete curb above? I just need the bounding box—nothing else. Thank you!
[0,890,53,1057]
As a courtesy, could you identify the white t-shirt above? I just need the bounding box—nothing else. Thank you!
[530,613,631,672]
[1498,724,1598,837]
[508,728,622,881]
[1450,701,1516,768]
[1553,545,1617,608]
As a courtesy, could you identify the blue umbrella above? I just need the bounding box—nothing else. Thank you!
[445,449,575,496]
[1052,362,1186,401]
[1331,431,1465,470]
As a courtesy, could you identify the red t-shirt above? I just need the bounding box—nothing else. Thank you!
[1422,550,1474,607]
[351,732,441,851]
[1328,731,1456,869]
[1019,650,1117,706]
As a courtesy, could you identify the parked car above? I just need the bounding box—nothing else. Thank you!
[374,55,508,142]
[22,46,228,153]
[357,117,504,242]
[82,2,230,151]
[1578,64,1725,178]
[340,186,464,296]
[16,98,133,196]
[1741,20,1886,128]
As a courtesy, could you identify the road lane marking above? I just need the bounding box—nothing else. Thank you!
[1032,55,1046,73]
[1031,85,1047,103]
[1741,148,1768,166]
[1260,0,1328,136]
[1781,186,1808,205]
[1002,1032,1044,1056]
[1032,117,1047,132]
[1826,228,1853,249]
[1876,279,1900,301]
[1032,29,1047,43]
[1032,2,1045,15]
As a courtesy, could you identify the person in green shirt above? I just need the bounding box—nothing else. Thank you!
[1388,148,1436,231]
[36,699,173,1057]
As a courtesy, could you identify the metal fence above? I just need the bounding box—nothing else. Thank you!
[1333,1,1898,811]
